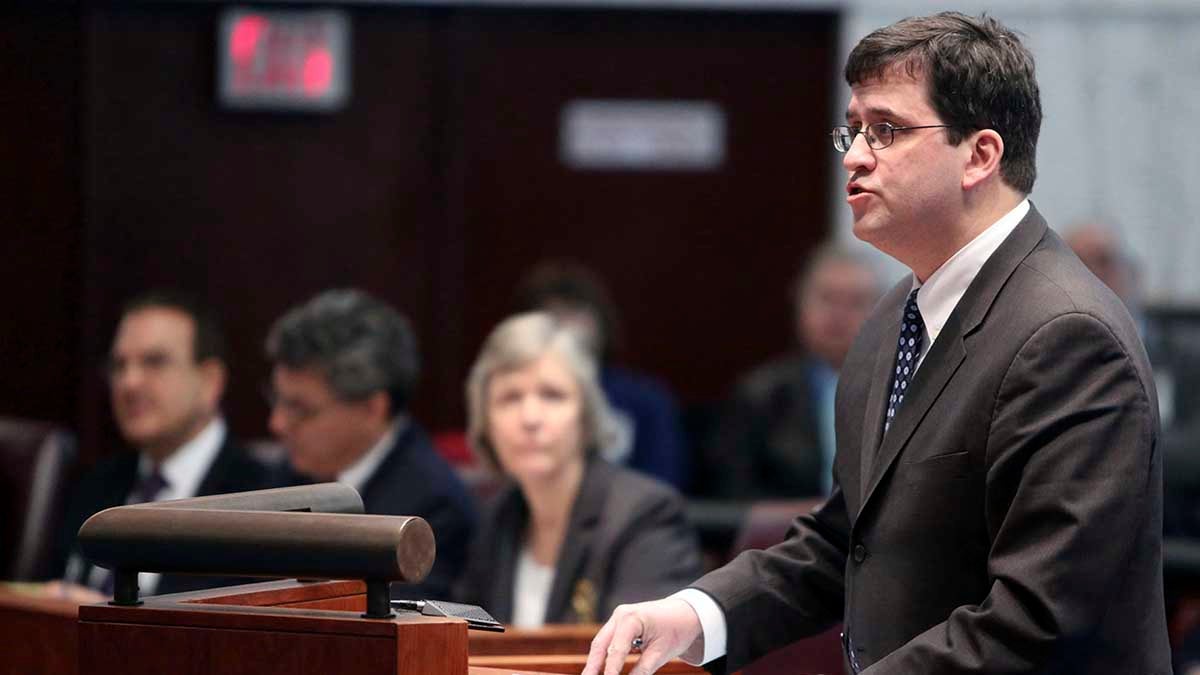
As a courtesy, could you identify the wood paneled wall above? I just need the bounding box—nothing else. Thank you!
[2,4,836,466]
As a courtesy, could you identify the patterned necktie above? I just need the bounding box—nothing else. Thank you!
[885,289,924,433]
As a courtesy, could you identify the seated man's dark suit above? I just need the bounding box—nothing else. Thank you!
[277,422,476,601]
[456,457,701,624]
[692,207,1171,674]
[53,435,275,595]
[358,422,476,600]
[705,355,831,499]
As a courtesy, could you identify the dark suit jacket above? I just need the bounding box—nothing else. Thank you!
[693,206,1171,674]
[353,422,476,600]
[53,433,276,595]
[705,355,830,499]
[456,457,701,624]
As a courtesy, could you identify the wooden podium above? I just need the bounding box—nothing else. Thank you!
[66,485,706,675]
[77,578,559,675]
[0,580,702,675]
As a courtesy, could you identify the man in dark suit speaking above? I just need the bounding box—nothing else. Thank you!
[584,12,1170,675]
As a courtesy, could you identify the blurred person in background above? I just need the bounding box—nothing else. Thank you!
[704,243,881,499]
[52,290,274,600]
[514,260,688,490]
[455,312,701,626]
[265,288,475,599]
[1064,220,1200,433]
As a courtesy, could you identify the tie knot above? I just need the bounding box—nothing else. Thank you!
[131,469,169,504]
[903,289,924,329]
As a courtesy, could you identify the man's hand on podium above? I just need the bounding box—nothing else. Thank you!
[581,597,702,675]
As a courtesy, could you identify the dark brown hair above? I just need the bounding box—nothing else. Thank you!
[121,289,226,364]
[846,12,1042,193]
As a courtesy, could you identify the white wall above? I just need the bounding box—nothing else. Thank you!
[831,1,1200,303]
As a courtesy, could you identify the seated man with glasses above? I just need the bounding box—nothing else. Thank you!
[50,290,276,600]
[265,288,476,600]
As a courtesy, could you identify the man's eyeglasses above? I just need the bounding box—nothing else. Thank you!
[104,351,181,381]
[831,122,955,152]
[262,384,331,426]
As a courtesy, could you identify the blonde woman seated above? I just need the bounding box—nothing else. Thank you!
[455,312,702,627]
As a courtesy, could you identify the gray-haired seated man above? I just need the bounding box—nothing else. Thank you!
[265,288,476,600]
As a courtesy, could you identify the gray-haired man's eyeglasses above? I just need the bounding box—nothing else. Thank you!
[831,122,955,152]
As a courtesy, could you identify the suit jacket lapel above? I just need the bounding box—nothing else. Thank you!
[545,459,608,623]
[857,205,1049,519]
[859,322,967,515]
[859,286,907,500]
[194,431,234,497]
[488,487,524,622]
[358,425,410,513]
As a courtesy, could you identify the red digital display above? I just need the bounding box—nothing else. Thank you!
[218,9,350,112]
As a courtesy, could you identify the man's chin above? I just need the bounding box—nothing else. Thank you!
[289,458,333,482]
[851,219,879,245]
[119,424,166,448]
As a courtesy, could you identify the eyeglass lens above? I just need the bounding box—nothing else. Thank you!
[833,123,892,152]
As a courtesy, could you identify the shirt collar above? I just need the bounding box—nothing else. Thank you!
[139,417,226,500]
[911,199,1030,343]
[336,416,407,494]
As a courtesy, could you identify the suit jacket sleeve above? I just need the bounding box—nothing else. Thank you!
[864,312,1158,673]
[690,485,850,670]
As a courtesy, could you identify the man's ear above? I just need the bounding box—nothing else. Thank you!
[962,128,1005,190]
[364,390,392,424]
[198,358,227,409]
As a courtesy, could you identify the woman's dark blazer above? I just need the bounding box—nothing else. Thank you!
[456,456,702,624]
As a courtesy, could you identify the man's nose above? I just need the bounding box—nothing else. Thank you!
[843,132,876,173]
[111,365,143,391]
[268,406,288,437]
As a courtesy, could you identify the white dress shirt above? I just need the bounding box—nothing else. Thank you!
[676,199,1031,666]
[142,416,227,504]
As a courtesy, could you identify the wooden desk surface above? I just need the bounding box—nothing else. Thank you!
[470,654,703,674]
[468,662,571,667]
[470,623,597,656]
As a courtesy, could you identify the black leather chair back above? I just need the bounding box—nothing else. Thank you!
[0,418,77,580]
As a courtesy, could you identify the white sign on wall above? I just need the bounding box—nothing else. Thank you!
[559,99,726,171]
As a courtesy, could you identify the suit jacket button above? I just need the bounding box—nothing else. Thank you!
[853,544,867,563]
